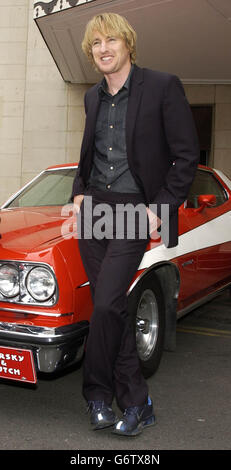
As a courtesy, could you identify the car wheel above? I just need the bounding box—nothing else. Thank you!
[128,274,165,379]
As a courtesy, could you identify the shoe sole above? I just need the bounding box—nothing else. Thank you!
[93,418,118,431]
[111,415,156,437]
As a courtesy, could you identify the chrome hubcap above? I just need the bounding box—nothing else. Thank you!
[136,289,159,361]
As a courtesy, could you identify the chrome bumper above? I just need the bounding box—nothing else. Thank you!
[0,321,89,374]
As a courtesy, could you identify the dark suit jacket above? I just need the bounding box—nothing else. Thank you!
[71,65,200,247]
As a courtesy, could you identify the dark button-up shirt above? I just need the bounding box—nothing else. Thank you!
[87,65,141,193]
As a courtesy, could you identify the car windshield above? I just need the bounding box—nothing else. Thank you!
[5,168,77,208]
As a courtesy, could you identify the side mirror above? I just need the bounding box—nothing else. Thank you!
[181,194,217,213]
[197,194,216,208]
[192,194,217,212]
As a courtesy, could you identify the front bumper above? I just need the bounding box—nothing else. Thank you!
[0,321,89,374]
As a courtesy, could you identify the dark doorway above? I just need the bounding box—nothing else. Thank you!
[190,106,213,166]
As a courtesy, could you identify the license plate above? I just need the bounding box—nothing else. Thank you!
[0,346,37,384]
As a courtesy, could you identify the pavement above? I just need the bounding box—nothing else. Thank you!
[0,288,230,452]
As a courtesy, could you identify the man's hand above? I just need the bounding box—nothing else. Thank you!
[146,207,161,236]
[73,194,84,215]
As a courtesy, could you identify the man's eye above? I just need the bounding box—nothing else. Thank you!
[106,37,116,43]
[92,41,100,46]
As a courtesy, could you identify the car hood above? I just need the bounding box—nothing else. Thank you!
[0,206,73,254]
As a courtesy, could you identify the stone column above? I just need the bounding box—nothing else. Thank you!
[0,0,29,204]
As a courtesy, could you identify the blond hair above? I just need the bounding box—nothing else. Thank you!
[82,13,137,66]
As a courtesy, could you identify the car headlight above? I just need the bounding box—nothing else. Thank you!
[26,266,56,302]
[0,264,19,298]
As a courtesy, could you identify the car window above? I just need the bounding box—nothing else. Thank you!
[7,168,76,207]
[186,169,228,208]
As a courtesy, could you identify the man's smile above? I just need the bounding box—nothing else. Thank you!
[101,56,113,62]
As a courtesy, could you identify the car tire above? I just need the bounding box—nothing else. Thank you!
[128,273,165,379]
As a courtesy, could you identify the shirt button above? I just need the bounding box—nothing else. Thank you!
[110,166,114,170]
[110,125,114,128]
[112,103,115,107]
[109,147,112,151]
[106,184,111,189]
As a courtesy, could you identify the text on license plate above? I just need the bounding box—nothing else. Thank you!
[0,346,37,384]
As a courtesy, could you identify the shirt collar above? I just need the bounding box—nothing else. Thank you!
[99,64,134,96]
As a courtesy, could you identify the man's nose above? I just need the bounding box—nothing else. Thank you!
[100,41,107,52]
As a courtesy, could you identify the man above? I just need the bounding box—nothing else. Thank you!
[71,12,199,436]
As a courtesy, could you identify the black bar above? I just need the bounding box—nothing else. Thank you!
[0,450,230,467]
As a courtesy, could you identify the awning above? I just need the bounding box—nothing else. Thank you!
[33,0,231,84]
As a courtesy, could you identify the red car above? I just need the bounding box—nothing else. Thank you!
[0,164,230,384]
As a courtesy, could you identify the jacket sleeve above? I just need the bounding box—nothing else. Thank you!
[152,75,200,216]
[70,93,88,201]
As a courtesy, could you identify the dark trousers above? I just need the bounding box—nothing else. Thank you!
[78,189,149,411]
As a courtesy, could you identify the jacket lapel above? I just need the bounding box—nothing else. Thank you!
[126,65,144,161]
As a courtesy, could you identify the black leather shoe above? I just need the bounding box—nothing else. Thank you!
[87,400,118,430]
[112,396,155,436]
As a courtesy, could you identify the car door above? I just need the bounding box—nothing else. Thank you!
[178,168,231,308]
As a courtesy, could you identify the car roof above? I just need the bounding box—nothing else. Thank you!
[46,163,78,170]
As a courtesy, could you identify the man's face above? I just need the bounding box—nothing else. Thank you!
[91,30,131,75]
